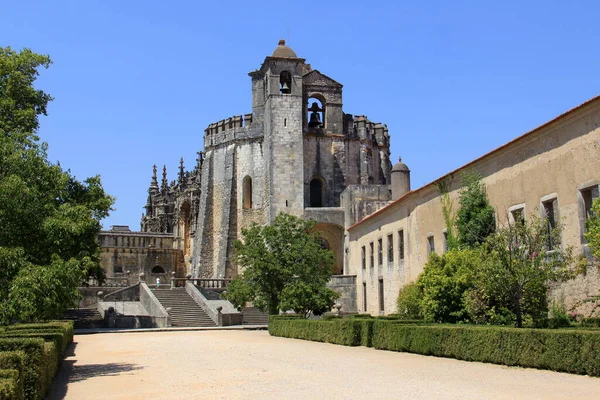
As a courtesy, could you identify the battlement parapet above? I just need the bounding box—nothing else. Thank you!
[203,113,262,148]
[352,115,390,146]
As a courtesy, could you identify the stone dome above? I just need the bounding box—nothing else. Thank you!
[392,157,409,172]
[272,39,297,58]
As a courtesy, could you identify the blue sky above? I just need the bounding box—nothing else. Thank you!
[2,1,599,229]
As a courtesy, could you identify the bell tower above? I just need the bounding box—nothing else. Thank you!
[249,40,306,222]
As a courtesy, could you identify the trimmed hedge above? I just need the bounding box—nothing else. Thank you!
[0,338,45,400]
[269,318,600,376]
[0,352,25,400]
[0,370,19,400]
[581,318,600,328]
[5,321,74,349]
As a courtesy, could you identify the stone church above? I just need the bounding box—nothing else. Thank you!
[137,40,400,280]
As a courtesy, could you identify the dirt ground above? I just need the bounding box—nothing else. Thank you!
[47,330,600,400]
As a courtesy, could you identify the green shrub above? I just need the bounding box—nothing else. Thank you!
[269,318,363,346]
[1,332,65,358]
[0,370,19,400]
[270,318,600,376]
[43,343,58,391]
[396,282,423,319]
[0,351,25,400]
[0,338,45,400]
[5,321,73,348]
[346,314,374,319]
[581,318,600,328]
[371,322,600,376]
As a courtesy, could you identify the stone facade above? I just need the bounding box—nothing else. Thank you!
[139,40,392,279]
[346,95,600,316]
[98,225,184,284]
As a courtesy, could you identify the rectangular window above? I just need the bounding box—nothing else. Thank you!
[427,235,435,257]
[581,186,599,223]
[542,199,558,250]
[369,242,374,268]
[363,282,367,312]
[511,207,525,226]
[398,230,405,260]
[379,279,384,312]
[378,238,383,265]
[113,266,123,274]
[387,234,394,263]
[361,246,366,269]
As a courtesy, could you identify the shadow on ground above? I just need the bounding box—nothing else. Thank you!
[46,342,143,400]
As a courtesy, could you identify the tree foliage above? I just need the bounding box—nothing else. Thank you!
[396,281,423,319]
[435,177,458,251]
[456,172,495,248]
[417,249,480,323]
[0,46,114,323]
[225,213,339,316]
[471,215,578,327]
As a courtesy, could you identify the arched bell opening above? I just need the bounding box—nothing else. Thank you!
[306,95,325,129]
[280,71,292,94]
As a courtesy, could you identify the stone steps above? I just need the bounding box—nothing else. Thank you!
[152,288,215,327]
[242,307,269,325]
[63,307,107,329]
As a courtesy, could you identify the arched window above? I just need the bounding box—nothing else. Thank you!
[307,95,325,129]
[310,178,323,207]
[280,71,291,94]
[152,265,166,274]
[243,176,252,209]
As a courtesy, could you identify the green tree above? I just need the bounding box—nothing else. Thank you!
[456,172,495,248]
[0,47,53,137]
[0,47,114,323]
[417,249,480,323]
[474,215,577,327]
[585,198,600,261]
[226,213,338,316]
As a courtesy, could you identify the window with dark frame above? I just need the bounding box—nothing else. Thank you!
[379,278,384,312]
[543,199,558,250]
[378,238,383,265]
[369,242,374,268]
[427,235,435,257]
[398,230,405,260]
[363,282,367,311]
[387,234,394,263]
[361,246,366,269]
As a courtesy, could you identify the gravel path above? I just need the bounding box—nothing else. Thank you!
[48,330,600,400]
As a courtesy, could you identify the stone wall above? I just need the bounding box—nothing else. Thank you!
[347,97,600,315]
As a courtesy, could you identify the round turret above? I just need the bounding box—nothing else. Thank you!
[391,156,410,200]
[271,39,297,58]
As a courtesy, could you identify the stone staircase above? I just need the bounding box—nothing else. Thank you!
[242,307,270,325]
[63,307,107,329]
[152,288,216,327]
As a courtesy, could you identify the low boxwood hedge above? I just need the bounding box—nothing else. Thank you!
[0,338,46,400]
[269,317,600,376]
[0,351,25,400]
[5,321,73,349]
[0,370,20,400]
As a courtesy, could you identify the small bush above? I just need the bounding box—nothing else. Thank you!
[0,370,19,400]
[396,282,423,320]
[5,321,73,348]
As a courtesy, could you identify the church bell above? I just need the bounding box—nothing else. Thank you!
[280,82,291,94]
[308,111,322,127]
